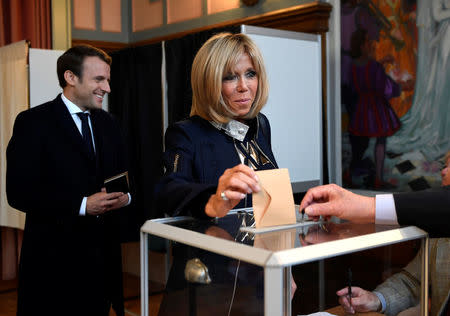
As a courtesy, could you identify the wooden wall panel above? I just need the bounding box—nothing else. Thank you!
[73,0,96,30]
[74,2,332,59]
[207,0,240,15]
[100,0,121,33]
[167,0,202,24]
[132,0,163,32]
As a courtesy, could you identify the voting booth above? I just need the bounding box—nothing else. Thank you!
[141,211,428,316]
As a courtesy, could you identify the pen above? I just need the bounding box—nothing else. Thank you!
[348,268,352,308]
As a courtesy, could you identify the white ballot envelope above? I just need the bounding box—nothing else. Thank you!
[252,168,297,228]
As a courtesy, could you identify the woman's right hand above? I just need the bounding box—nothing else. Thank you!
[205,164,261,218]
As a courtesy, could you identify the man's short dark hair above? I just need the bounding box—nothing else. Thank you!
[57,45,112,88]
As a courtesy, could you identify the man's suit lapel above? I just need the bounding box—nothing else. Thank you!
[51,95,96,162]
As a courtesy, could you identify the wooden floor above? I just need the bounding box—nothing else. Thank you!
[0,273,163,316]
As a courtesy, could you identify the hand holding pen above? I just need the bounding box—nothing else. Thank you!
[336,285,383,314]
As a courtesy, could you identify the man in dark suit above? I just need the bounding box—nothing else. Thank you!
[6,45,130,316]
[299,184,449,237]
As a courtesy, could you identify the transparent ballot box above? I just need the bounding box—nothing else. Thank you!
[140,209,429,316]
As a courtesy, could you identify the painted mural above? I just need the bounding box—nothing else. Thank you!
[341,0,450,191]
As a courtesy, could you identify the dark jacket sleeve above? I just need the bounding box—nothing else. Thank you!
[393,186,450,237]
[154,123,216,218]
[6,110,84,218]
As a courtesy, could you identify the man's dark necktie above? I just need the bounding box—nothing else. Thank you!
[77,112,95,157]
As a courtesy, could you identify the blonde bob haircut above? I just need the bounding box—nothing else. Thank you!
[190,32,269,123]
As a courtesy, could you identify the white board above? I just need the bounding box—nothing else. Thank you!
[242,25,323,192]
[29,48,64,108]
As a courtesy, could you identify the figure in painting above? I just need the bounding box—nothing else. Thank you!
[340,0,435,190]
[346,29,414,189]
[341,0,382,113]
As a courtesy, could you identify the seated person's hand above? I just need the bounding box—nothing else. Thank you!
[337,286,381,314]
[205,164,260,218]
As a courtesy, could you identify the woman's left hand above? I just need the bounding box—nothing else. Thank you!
[205,164,260,218]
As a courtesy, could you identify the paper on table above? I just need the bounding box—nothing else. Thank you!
[252,168,296,228]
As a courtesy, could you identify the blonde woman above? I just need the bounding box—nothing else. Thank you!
[155,33,277,218]
[155,32,282,316]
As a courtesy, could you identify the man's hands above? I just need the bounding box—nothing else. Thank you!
[205,164,260,218]
[337,286,381,314]
[86,188,129,216]
[299,184,376,223]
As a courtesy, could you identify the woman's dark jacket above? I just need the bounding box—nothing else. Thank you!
[155,113,278,218]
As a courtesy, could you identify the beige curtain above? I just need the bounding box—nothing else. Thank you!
[0,40,29,279]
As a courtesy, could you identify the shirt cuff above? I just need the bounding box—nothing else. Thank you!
[375,194,398,225]
[373,291,386,313]
[126,193,132,206]
[79,197,87,216]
